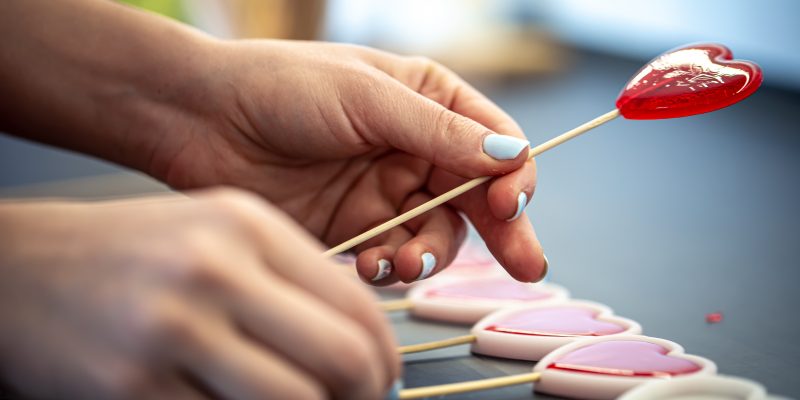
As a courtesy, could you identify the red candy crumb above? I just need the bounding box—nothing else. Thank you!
[705,312,723,324]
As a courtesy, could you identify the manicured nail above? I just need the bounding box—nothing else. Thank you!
[532,253,549,283]
[483,134,530,160]
[417,252,436,281]
[506,192,528,221]
[372,259,393,281]
[385,379,403,400]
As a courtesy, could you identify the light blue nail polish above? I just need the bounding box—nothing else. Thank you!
[506,192,528,221]
[483,134,530,160]
[372,259,392,281]
[385,379,403,400]
[417,252,436,281]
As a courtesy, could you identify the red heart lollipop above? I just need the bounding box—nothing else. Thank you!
[325,44,763,258]
[616,43,762,119]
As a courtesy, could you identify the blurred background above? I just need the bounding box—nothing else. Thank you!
[1,1,799,397]
[1,0,799,185]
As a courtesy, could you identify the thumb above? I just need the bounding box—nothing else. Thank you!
[358,81,530,178]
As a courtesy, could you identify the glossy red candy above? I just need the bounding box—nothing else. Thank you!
[616,43,762,119]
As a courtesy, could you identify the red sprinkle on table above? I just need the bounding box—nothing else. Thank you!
[705,312,723,324]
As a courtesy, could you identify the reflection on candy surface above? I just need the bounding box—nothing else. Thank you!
[486,307,626,337]
[548,341,702,378]
[616,43,762,119]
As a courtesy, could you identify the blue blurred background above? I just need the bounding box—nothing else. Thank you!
[2,0,798,186]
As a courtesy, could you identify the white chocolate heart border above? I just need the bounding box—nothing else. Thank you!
[407,277,570,324]
[532,334,717,400]
[470,300,642,361]
[619,375,768,400]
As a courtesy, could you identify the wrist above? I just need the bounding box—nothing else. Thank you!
[100,33,225,178]
[0,0,224,179]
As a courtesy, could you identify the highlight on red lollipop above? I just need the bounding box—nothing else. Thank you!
[615,43,763,120]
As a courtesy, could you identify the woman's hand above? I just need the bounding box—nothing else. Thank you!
[0,0,545,284]
[0,189,399,400]
[143,40,546,284]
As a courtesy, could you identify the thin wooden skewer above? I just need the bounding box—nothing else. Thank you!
[399,371,542,399]
[380,298,414,312]
[322,109,621,257]
[398,334,477,354]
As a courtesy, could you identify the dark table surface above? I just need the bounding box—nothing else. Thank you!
[2,50,799,399]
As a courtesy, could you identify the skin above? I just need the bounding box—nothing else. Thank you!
[0,0,545,398]
[0,190,398,400]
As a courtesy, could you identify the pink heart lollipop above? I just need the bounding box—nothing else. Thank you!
[398,300,641,360]
[533,335,716,400]
[619,375,769,400]
[405,277,569,324]
[471,300,641,361]
[399,335,716,400]
[617,43,763,119]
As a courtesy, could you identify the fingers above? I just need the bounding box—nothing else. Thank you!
[324,153,430,248]
[230,267,385,400]
[354,225,412,284]
[347,75,530,179]
[487,158,537,221]
[217,191,400,393]
[393,193,467,282]
[175,316,326,400]
[392,57,544,280]
[407,57,539,222]
[429,168,546,282]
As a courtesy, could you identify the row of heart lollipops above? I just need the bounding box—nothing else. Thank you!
[326,44,769,399]
[381,260,771,399]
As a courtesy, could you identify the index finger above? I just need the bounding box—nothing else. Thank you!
[398,58,545,280]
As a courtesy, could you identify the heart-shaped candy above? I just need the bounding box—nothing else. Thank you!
[619,375,769,400]
[407,277,569,324]
[616,43,762,119]
[533,335,716,400]
[470,300,641,361]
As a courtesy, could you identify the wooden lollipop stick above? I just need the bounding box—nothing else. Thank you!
[398,334,477,354]
[322,109,620,257]
[380,298,414,311]
[399,372,542,399]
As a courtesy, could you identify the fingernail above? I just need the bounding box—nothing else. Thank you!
[385,379,403,400]
[506,192,528,221]
[416,252,436,281]
[532,253,549,283]
[483,134,530,160]
[372,259,393,281]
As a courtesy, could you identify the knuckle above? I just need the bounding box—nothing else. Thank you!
[204,187,267,216]
[434,110,475,163]
[164,238,226,286]
[406,55,436,71]
[133,300,201,349]
[173,250,235,290]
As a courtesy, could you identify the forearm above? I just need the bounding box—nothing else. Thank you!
[0,0,217,172]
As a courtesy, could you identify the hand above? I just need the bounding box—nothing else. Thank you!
[142,40,546,284]
[0,0,545,284]
[0,189,399,400]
